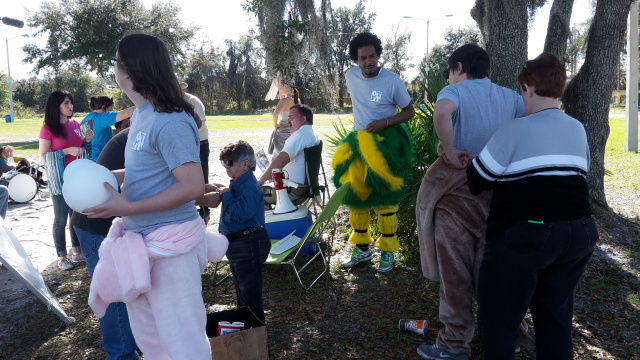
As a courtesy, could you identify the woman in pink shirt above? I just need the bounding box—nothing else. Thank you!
[38,90,93,271]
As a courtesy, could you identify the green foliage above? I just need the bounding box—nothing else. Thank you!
[567,20,590,76]
[13,77,40,109]
[0,73,8,111]
[23,0,197,76]
[416,25,481,84]
[328,1,375,107]
[248,0,311,78]
[9,100,37,119]
[110,88,134,111]
[382,25,412,81]
[396,66,445,239]
[184,44,230,111]
[13,67,110,114]
[225,33,266,111]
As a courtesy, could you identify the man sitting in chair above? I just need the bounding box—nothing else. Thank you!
[259,104,319,205]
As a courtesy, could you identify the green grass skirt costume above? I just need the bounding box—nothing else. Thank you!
[331,124,414,252]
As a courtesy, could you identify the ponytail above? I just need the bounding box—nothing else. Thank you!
[89,96,115,111]
[292,87,300,105]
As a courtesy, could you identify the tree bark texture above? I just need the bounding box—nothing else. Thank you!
[561,0,634,206]
[472,0,529,91]
[543,0,574,60]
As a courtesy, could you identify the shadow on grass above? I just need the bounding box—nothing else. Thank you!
[0,260,105,360]
[571,205,640,358]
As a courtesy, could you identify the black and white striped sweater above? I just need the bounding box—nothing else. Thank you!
[467,108,592,238]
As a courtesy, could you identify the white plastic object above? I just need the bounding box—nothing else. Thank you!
[62,160,117,214]
[7,174,37,203]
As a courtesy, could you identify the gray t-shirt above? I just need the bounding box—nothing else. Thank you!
[346,67,412,130]
[122,102,201,235]
[437,77,526,157]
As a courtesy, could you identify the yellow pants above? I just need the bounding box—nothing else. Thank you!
[347,205,399,252]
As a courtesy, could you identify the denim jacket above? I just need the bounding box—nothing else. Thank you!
[219,171,265,235]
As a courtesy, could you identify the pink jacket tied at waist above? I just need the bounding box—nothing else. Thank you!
[88,217,228,318]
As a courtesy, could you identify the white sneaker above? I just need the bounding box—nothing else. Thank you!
[342,247,372,267]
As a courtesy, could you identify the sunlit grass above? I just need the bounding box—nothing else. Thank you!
[604,118,640,192]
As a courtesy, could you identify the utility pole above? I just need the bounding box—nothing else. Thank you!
[625,0,639,152]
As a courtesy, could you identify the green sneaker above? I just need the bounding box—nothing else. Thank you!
[377,251,394,272]
[343,247,372,268]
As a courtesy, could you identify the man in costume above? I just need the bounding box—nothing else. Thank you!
[415,44,532,359]
[332,32,415,273]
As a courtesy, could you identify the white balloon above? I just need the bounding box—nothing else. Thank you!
[8,174,38,203]
[62,161,117,214]
[63,158,94,182]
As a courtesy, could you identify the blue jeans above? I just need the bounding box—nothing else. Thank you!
[225,227,271,324]
[51,194,80,257]
[477,216,597,360]
[0,185,8,219]
[74,227,138,360]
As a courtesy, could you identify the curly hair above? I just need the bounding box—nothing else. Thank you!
[349,32,383,62]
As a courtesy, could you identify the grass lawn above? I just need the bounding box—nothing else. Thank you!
[605,118,640,191]
[0,113,354,162]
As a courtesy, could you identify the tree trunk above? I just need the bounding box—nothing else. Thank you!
[561,0,634,206]
[543,0,574,60]
[338,79,345,108]
[472,0,529,91]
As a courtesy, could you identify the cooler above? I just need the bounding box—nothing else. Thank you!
[265,205,316,255]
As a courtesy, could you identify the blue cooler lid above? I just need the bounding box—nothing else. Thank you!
[265,205,308,223]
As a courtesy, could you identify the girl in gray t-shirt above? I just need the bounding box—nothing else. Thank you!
[85,33,211,359]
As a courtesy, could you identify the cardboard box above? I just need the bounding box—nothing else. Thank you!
[207,307,268,360]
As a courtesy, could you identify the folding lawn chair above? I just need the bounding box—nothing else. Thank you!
[211,182,350,289]
[302,140,331,218]
[262,140,330,218]
[264,181,349,290]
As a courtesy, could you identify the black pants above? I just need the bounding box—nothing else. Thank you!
[477,217,597,359]
[199,141,210,219]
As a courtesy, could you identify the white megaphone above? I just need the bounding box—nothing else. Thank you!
[272,168,297,214]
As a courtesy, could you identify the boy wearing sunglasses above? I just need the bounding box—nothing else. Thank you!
[203,140,271,324]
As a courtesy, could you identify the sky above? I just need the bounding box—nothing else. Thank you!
[1,0,593,82]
